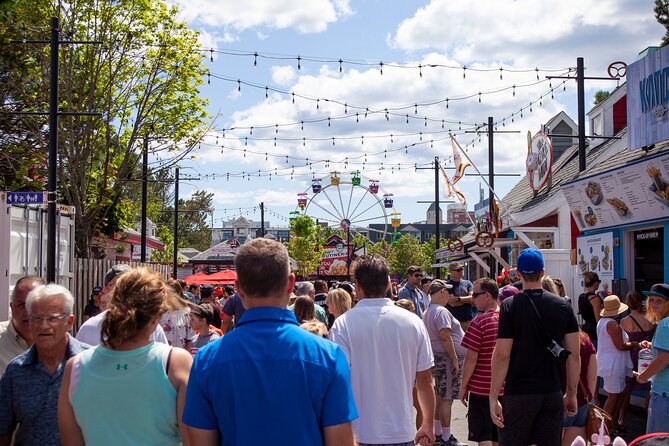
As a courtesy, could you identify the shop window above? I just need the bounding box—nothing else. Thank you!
[633,228,664,293]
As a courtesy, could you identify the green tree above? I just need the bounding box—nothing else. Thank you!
[594,90,610,105]
[420,236,437,276]
[287,215,325,280]
[389,234,428,276]
[656,0,669,46]
[149,225,185,264]
[153,189,214,252]
[1,0,210,257]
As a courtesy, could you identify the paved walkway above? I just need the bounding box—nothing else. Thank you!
[447,395,648,445]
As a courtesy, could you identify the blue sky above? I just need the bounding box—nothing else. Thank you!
[165,0,661,235]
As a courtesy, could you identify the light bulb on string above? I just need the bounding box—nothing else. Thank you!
[463,66,467,79]
[419,64,423,77]
[356,113,359,123]
[379,61,384,75]
[249,127,253,135]
[237,79,241,92]
[406,114,409,124]
[414,104,418,114]
[253,52,258,67]
[244,137,248,146]
[446,98,449,109]
[441,119,445,129]
[365,108,369,118]
[344,103,348,114]
[297,56,301,70]
[390,134,394,143]
[385,109,389,121]
[512,85,516,97]
[207,73,210,84]
[265,86,269,98]
[316,99,319,110]
[499,67,503,80]
[210,48,214,62]
[292,92,295,103]
[339,59,343,73]
[478,92,481,103]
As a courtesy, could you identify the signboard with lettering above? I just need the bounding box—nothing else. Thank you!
[562,151,669,231]
[576,232,614,293]
[627,45,669,150]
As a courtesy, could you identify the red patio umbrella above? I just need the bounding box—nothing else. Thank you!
[205,269,237,285]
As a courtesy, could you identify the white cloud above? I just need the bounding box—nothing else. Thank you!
[271,65,297,86]
[390,0,660,70]
[173,0,353,34]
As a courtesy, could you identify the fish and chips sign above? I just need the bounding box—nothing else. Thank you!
[628,45,669,150]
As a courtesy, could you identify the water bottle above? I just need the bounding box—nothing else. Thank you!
[638,348,653,374]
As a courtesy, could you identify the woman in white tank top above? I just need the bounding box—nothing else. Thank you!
[596,294,638,434]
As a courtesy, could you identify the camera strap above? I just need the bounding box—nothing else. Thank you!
[524,292,553,345]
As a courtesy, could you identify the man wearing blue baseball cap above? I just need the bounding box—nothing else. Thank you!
[489,248,580,446]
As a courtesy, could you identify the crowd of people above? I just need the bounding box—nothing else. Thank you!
[0,239,668,446]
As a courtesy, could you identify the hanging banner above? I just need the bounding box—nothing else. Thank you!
[562,150,669,231]
[526,131,553,190]
[576,232,614,294]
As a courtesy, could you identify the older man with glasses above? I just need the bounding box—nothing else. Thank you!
[0,284,89,446]
[398,266,430,319]
[0,276,45,374]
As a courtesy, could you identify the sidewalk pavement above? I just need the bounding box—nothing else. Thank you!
[447,395,648,445]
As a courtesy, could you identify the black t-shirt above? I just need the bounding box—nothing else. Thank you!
[578,292,599,340]
[446,279,474,322]
[497,288,579,394]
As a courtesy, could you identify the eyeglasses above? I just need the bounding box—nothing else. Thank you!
[413,273,424,278]
[472,291,487,298]
[29,314,69,325]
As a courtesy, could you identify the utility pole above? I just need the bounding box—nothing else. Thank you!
[434,157,441,279]
[141,134,149,262]
[547,57,622,174]
[577,57,586,173]
[173,167,179,279]
[46,17,59,283]
[417,158,449,279]
[260,202,265,237]
[9,17,101,282]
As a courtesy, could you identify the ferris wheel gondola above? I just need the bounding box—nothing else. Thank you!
[294,172,398,240]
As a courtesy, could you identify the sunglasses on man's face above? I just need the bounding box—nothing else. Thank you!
[472,291,487,298]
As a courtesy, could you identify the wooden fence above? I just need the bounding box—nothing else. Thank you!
[73,258,171,330]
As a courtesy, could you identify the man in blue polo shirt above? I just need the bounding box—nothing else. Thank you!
[183,238,358,446]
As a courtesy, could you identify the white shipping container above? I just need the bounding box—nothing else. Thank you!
[0,194,75,320]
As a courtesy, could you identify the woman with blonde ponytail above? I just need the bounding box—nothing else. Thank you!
[58,267,193,446]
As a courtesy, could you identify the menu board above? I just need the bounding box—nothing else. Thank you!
[576,232,614,293]
[562,151,669,231]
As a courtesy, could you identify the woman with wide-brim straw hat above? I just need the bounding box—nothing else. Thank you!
[596,294,639,435]
[634,283,669,433]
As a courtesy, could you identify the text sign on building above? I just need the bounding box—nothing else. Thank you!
[627,45,669,150]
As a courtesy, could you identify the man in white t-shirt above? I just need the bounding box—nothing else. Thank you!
[76,264,168,345]
[330,254,435,446]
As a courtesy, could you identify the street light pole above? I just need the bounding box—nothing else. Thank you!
[46,17,60,283]
[173,168,179,279]
[434,157,440,279]
[140,134,149,262]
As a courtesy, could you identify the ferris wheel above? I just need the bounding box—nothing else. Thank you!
[293,171,402,241]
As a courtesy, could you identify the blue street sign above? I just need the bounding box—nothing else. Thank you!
[6,192,45,204]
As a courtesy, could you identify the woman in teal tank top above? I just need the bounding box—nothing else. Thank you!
[58,267,193,446]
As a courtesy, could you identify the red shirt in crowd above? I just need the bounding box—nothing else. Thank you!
[461,309,504,396]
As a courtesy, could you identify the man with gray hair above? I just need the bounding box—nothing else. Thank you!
[76,264,168,345]
[289,281,329,326]
[0,276,45,373]
[0,284,89,445]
